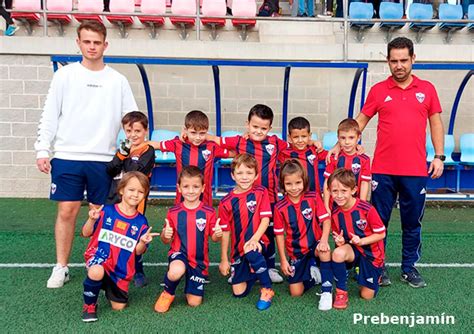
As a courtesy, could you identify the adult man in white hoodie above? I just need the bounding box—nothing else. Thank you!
[35,21,138,288]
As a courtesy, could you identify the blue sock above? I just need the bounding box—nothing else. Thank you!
[163,273,180,295]
[83,277,102,305]
[320,261,333,293]
[246,250,272,289]
[332,261,348,291]
[303,279,316,292]
[135,254,144,274]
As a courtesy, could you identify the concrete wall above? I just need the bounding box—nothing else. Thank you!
[1,21,473,197]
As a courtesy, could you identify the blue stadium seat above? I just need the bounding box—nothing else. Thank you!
[219,130,241,165]
[323,131,338,151]
[151,129,179,163]
[460,133,474,165]
[268,132,283,139]
[349,2,375,42]
[438,4,464,43]
[379,2,405,42]
[426,134,457,165]
[408,3,436,43]
[116,129,126,148]
[468,5,474,30]
[311,133,318,141]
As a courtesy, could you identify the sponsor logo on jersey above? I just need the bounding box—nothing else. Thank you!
[352,162,361,175]
[302,207,313,220]
[116,220,129,231]
[196,218,206,232]
[202,149,211,162]
[98,229,137,252]
[384,95,392,102]
[307,154,316,166]
[190,275,206,283]
[51,183,57,195]
[356,219,367,230]
[416,92,425,103]
[131,225,138,236]
[371,180,378,191]
[265,144,275,155]
[246,200,257,213]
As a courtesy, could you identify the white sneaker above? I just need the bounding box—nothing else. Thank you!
[227,276,232,284]
[318,292,333,311]
[268,268,284,283]
[46,264,70,288]
[310,266,322,285]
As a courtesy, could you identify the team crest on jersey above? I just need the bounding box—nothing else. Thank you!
[307,154,316,166]
[356,219,367,230]
[302,208,313,220]
[105,217,112,225]
[265,144,275,155]
[51,183,57,195]
[196,218,206,232]
[351,163,361,175]
[416,92,425,103]
[131,225,138,236]
[371,180,378,191]
[202,149,211,162]
[246,200,257,213]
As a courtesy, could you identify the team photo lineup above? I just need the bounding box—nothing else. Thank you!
[30,19,451,324]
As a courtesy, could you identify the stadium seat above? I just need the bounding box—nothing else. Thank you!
[151,129,178,163]
[468,5,474,30]
[379,2,405,42]
[438,4,464,44]
[218,130,241,165]
[426,134,457,165]
[116,129,127,148]
[75,0,103,23]
[349,2,374,43]
[46,0,72,36]
[311,133,318,141]
[107,0,136,38]
[201,0,227,40]
[139,0,166,39]
[170,0,197,40]
[11,0,41,36]
[322,131,338,151]
[231,0,257,41]
[460,133,474,165]
[408,3,436,44]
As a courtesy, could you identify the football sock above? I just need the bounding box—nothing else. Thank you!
[332,261,348,291]
[264,227,276,269]
[83,277,102,305]
[303,279,316,292]
[246,250,272,289]
[135,254,144,274]
[163,273,179,295]
[320,261,333,293]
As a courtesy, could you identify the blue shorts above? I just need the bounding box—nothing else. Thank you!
[348,248,382,295]
[230,244,267,285]
[288,247,317,285]
[50,158,111,204]
[169,252,207,297]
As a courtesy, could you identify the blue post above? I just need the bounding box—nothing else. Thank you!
[361,67,368,110]
[348,68,365,118]
[212,65,222,136]
[282,66,291,141]
[136,64,154,134]
[448,70,473,135]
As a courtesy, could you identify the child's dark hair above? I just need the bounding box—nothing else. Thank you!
[279,159,309,193]
[117,171,150,199]
[178,166,204,185]
[231,153,258,175]
[337,118,361,135]
[327,168,357,190]
[184,110,209,131]
[288,117,311,134]
[77,20,107,40]
[122,111,148,130]
[387,37,414,58]
[248,104,274,125]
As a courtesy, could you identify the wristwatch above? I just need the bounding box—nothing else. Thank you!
[434,155,446,161]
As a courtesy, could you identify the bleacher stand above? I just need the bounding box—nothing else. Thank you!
[170,0,197,40]
[438,3,464,43]
[106,0,136,38]
[11,0,41,35]
[379,1,405,42]
[231,0,257,41]
[74,0,103,23]
[349,1,374,42]
[201,0,227,40]
[139,0,166,39]
[46,0,72,36]
[408,3,436,43]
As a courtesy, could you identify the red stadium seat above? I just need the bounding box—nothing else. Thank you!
[11,0,41,35]
[231,0,256,41]
[170,0,196,39]
[201,0,227,40]
[107,0,136,38]
[139,0,166,38]
[74,0,103,23]
[46,0,73,36]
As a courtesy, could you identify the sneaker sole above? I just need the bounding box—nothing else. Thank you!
[400,277,427,288]
[333,304,348,310]
[318,305,332,311]
[47,275,70,288]
[82,318,98,322]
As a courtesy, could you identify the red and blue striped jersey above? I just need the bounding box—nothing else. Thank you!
[165,202,217,275]
[160,138,229,206]
[84,204,149,292]
[221,135,288,203]
[324,152,371,196]
[279,146,328,193]
[274,192,330,260]
[331,199,386,268]
[219,185,272,262]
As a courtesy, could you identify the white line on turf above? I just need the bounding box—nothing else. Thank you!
[0,262,473,268]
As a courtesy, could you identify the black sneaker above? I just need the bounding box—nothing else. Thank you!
[82,303,98,322]
[401,268,427,288]
[380,266,391,287]
[133,272,148,288]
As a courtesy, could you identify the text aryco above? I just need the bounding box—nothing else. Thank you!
[98,229,138,252]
